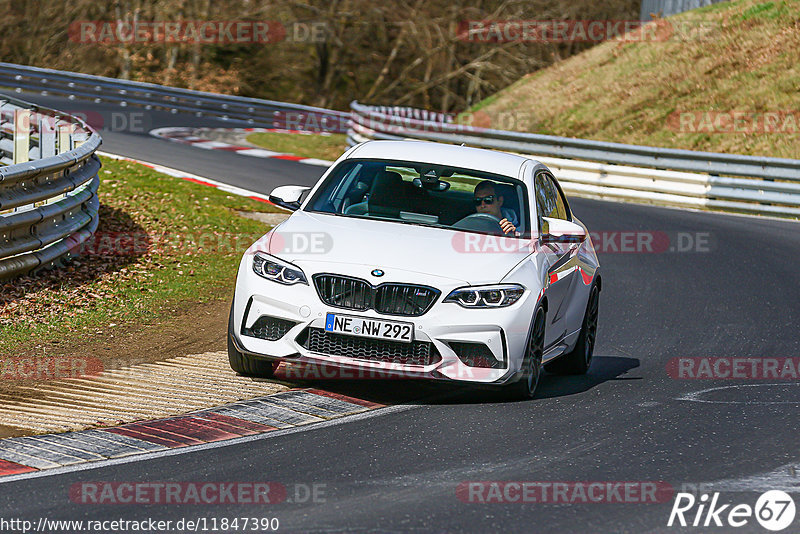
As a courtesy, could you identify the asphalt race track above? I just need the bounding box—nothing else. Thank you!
[2,92,799,533]
[13,92,327,190]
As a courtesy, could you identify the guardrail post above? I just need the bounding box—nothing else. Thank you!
[53,121,77,205]
[57,122,74,154]
[73,132,87,149]
[12,108,30,164]
[39,115,57,158]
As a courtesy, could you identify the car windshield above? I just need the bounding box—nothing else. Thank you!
[305,159,530,237]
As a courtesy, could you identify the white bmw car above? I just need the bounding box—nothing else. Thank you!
[229,140,601,399]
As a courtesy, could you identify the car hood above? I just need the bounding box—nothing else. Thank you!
[253,211,533,286]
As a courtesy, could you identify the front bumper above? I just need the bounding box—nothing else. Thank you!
[232,262,537,385]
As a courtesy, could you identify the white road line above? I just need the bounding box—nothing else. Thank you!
[677,383,800,404]
[189,141,233,149]
[296,158,335,167]
[236,148,283,157]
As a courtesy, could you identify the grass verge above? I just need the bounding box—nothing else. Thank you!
[470,0,800,159]
[0,158,281,353]
[247,131,348,161]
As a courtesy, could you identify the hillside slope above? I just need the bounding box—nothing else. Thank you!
[473,0,800,159]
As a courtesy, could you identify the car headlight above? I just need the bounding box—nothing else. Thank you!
[252,253,308,285]
[444,284,525,308]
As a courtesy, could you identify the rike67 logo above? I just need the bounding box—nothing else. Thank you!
[668,490,796,531]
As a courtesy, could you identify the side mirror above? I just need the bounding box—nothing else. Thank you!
[541,217,587,244]
[268,185,311,211]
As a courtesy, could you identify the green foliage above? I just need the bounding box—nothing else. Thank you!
[0,158,279,350]
[471,0,800,159]
[246,132,347,161]
[739,1,791,19]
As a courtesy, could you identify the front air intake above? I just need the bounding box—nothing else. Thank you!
[296,327,441,366]
[313,274,439,317]
[449,341,505,369]
[242,315,297,341]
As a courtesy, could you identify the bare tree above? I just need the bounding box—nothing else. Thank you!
[0,0,641,111]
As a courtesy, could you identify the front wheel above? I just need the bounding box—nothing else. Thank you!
[228,301,279,378]
[504,306,545,401]
[545,285,599,375]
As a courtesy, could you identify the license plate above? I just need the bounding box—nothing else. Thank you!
[325,313,413,343]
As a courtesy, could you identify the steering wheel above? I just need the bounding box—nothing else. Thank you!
[452,213,504,235]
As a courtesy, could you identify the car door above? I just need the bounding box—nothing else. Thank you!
[535,170,576,349]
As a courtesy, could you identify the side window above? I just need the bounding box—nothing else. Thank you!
[548,178,566,220]
[534,172,552,222]
[549,176,570,220]
[538,172,569,221]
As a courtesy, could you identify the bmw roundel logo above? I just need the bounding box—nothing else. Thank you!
[371,269,384,277]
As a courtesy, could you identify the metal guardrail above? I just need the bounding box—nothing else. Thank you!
[0,94,101,280]
[641,0,728,20]
[349,101,800,218]
[0,62,349,133]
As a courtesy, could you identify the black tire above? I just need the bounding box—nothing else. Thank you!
[504,306,545,401]
[228,301,279,378]
[545,285,599,375]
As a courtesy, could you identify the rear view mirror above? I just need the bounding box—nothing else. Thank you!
[412,177,450,191]
[541,217,587,244]
[269,185,311,211]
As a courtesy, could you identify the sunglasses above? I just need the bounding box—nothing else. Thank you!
[474,195,495,205]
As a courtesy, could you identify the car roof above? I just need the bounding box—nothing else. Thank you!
[346,140,536,179]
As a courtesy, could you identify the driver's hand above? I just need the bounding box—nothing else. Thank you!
[500,218,516,235]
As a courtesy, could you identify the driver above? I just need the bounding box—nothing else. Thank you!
[474,181,518,235]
